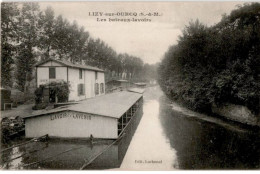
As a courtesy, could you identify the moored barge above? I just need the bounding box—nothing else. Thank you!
[24,90,144,139]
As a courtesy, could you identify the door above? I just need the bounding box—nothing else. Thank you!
[49,88,56,103]
[43,88,50,103]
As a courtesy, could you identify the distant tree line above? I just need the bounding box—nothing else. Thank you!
[158,3,260,114]
[1,2,157,92]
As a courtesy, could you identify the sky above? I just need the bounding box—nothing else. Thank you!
[39,1,245,64]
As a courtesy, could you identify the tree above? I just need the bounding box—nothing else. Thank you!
[158,3,260,114]
[2,2,150,92]
[16,2,41,92]
[1,2,19,87]
[52,15,70,59]
[38,6,55,60]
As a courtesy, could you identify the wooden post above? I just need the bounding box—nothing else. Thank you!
[121,115,124,129]
[118,118,121,135]
[133,104,136,112]
[127,112,130,122]
[126,111,129,121]
[124,113,127,125]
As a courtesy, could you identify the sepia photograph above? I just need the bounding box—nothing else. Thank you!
[0,0,260,170]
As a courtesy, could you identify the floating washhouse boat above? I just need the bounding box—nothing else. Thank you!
[24,90,143,139]
[134,82,147,88]
[127,88,145,94]
[105,79,130,93]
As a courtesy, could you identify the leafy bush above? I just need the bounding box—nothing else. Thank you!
[33,81,70,109]
[35,86,44,104]
[158,3,260,115]
[47,81,70,103]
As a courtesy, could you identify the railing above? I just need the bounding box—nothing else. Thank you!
[118,97,143,136]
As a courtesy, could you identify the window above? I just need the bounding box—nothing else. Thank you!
[79,69,82,79]
[100,83,104,94]
[95,71,98,80]
[95,83,99,95]
[78,84,85,96]
[49,67,56,79]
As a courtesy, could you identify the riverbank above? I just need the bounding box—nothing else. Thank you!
[169,98,260,133]
[212,103,260,127]
[169,98,260,130]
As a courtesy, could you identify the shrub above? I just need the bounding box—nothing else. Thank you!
[33,81,70,110]
[47,81,70,103]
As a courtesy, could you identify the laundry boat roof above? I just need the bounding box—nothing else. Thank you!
[24,91,142,119]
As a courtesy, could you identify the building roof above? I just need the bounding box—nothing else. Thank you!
[127,88,145,94]
[134,82,147,86]
[35,58,104,72]
[116,80,128,82]
[106,79,129,83]
[24,91,142,119]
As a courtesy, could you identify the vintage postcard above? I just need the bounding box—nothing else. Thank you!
[1,1,260,170]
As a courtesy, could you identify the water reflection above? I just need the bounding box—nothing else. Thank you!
[1,139,120,169]
[1,146,22,169]
[120,99,179,170]
[159,95,260,169]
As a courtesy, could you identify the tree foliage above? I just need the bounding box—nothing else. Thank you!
[16,2,41,91]
[1,2,157,90]
[35,81,70,104]
[158,3,260,114]
[1,2,19,87]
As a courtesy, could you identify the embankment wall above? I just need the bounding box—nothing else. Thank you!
[212,103,260,126]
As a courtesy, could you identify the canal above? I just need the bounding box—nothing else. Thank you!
[1,86,260,170]
[121,85,260,170]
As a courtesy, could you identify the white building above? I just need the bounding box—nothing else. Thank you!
[35,58,105,102]
[24,91,143,139]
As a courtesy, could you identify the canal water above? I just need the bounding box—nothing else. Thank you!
[120,93,179,170]
[1,86,260,170]
[121,86,260,170]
